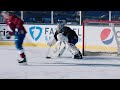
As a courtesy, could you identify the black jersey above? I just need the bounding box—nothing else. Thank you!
[54,26,78,43]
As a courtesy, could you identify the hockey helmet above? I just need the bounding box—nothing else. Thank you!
[57,23,65,30]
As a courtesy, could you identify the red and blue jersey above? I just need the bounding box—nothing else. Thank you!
[5,15,27,35]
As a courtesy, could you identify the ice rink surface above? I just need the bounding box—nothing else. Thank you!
[0,45,120,79]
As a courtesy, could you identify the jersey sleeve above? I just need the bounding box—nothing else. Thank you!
[11,15,24,29]
[54,31,58,41]
[9,15,27,33]
[5,19,16,32]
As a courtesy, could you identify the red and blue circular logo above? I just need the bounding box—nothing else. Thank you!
[100,28,114,45]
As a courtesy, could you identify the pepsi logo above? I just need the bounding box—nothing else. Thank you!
[100,28,114,45]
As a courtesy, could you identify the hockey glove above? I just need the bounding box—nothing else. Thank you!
[6,31,11,39]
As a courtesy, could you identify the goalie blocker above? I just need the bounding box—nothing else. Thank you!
[47,23,82,59]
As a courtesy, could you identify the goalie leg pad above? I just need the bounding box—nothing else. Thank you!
[53,41,66,57]
[57,46,66,57]
[67,43,82,59]
[67,43,79,55]
[47,38,56,46]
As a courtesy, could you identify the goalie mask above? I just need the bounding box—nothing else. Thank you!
[56,23,65,32]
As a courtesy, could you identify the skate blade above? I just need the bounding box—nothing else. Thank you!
[19,62,28,66]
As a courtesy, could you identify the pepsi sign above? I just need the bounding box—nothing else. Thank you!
[100,28,114,45]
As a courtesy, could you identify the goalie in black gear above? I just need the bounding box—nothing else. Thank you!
[47,23,82,59]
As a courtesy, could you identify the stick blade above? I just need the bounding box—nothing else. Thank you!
[46,56,51,59]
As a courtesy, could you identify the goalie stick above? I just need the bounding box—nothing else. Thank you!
[46,46,52,59]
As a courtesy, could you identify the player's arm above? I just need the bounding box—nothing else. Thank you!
[12,16,27,34]
[47,31,58,47]
[11,16,24,29]
[47,27,68,49]
[5,19,15,36]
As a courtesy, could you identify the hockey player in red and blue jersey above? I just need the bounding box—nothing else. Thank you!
[1,11,27,65]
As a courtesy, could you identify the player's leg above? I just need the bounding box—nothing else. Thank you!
[53,41,66,57]
[67,37,82,59]
[67,43,82,59]
[53,33,68,57]
[14,31,27,65]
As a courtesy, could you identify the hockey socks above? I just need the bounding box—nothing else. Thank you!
[17,49,27,64]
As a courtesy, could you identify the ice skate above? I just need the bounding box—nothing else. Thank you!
[17,58,27,66]
[74,53,82,59]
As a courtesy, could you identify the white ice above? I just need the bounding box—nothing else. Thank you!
[0,45,120,79]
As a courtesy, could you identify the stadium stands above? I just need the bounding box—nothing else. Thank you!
[0,11,120,24]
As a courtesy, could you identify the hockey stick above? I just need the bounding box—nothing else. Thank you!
[46,46,52,59]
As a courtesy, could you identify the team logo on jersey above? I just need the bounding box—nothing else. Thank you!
[100,28,114,45]
[29,26,42,41]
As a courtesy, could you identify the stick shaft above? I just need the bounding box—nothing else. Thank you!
[46,46,51,57]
